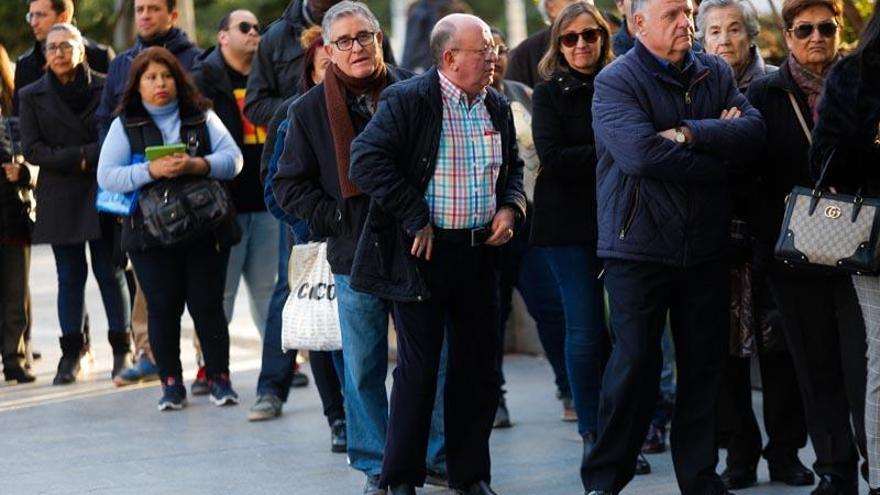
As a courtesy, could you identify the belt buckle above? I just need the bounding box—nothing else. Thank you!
[470,226,489,247]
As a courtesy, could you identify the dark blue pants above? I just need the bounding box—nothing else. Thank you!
[257,226,344,425]
[497,230,569,399]
[129,236,230,381]
[52,236,130,339]
[381,242,500,489]
[582,259,729,495]
[541,245,609,437]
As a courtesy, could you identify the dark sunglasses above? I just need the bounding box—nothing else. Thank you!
[788,20,837,40]
[559,28,604,48]
[233,21,260,34]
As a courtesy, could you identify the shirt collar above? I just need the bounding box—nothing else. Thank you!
[650,48,696,73]
[438,70,487,108]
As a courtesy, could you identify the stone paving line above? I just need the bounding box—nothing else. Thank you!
[0,245,837,494]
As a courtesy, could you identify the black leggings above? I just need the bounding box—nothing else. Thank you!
[129,236,230,381]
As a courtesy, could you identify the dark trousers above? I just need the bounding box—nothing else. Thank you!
[129,236,231,381]
[497,226,568,399]
[380,242,501,489]
[717,352,807,469]
[0,244,29,371]
[768,267,867,485]
[52,237,130,338]
[310,348,345,424]
[258,226,344,424]
[583,259,729,495]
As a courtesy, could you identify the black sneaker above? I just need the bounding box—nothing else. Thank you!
[330,418,347,453]
[158,377,187,411]
[209,373,240,406]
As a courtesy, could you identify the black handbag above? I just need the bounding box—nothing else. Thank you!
[774,149,880,274]
[137,132,235,247]
[138,175,234,246]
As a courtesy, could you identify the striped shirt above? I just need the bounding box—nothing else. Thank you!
[426,72,502,229]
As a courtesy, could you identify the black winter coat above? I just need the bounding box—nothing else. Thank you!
[810,52,880,197]
[96,28,202,140]
[192,47,265,213]
[273,65,412,275]
[349,67,528,301]
[243,0,396,126]
[531,70,598,246]
[19,69,105,245]
[746,58,823,266]
[13,37,114,116]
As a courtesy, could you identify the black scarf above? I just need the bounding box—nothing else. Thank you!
[49,65,91,115]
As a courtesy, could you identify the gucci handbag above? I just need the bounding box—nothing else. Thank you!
[774,151,880,274]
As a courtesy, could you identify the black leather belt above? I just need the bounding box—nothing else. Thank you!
[433,225,491,247]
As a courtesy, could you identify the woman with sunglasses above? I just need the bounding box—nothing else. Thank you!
[747,0,868,492]
[531,0,615,470]
[811,3,880,493]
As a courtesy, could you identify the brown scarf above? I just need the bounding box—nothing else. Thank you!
[788,54,840,123]
[323,62,388,199]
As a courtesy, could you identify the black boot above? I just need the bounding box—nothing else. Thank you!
[53,334,84,385]
[107,331,132,378]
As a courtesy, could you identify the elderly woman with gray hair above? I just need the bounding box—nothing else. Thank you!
[697,0,775,90]
[698,1,813,491]
[19,22,132,386]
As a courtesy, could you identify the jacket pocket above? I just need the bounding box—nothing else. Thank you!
[618,179,641,240]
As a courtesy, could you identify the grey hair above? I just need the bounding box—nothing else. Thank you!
[48,22,84,49]
[695,0,761,41]
[429,17,457,64]
[321,1,381,45]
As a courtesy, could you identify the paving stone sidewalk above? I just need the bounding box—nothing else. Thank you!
[0,246,837,494]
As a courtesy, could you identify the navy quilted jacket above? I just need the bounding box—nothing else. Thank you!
[592,41,765,267]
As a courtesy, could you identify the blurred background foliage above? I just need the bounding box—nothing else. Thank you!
[0,0,873,66]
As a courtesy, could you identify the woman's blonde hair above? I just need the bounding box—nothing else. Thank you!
[537,1,614,81]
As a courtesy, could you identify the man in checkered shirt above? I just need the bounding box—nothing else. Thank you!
[349,13,527,495]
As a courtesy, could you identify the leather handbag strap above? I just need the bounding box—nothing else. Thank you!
[788,92,812,145]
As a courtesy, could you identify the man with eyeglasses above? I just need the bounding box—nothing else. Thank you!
[14,0,115,116]
[273,4,451,494]
[243,0,396,126]
[581,0,765,493]
[348,13,526,495]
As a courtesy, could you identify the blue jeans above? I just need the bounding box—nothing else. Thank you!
[223,212,279,339]
[498,232,569,398]
[52,237,130,336]
[541,245,610,437]
[256,226,297,401]
[335,274,446,476]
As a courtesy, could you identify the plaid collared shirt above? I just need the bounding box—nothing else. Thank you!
[425,72,503,230]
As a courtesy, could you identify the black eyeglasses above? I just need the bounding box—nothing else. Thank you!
[788,20,837,40]
[44,41,74,54]
[232,21,260,34]
[332,31,377,51]
[559,28,604,48]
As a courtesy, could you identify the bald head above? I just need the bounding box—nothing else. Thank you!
[429,13,491,67]
[431,14,496,98]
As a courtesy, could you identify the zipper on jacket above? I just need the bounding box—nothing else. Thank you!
[684,69,711,107]
[618,180,641,239]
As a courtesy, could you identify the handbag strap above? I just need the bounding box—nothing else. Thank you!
[788,92,812,145]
